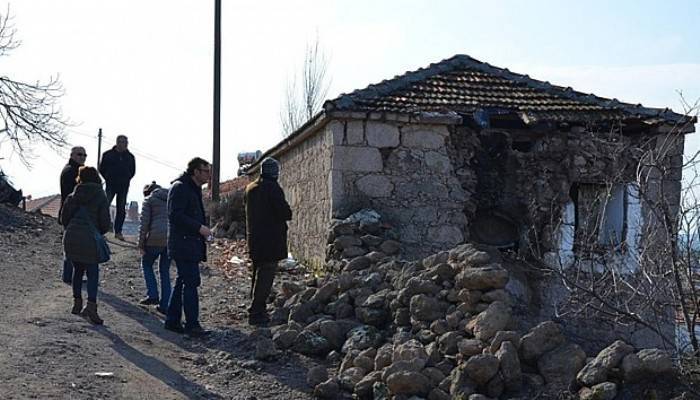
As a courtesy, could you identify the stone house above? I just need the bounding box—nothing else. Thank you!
[248,55,695,274]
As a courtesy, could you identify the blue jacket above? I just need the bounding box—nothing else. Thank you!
[167,174,207,262]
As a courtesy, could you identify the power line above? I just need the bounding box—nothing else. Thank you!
[71,129,181,171]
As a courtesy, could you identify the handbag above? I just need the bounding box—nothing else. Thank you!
[77,206,111,263]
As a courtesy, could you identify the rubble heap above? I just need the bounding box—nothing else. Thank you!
[325,209,402,268]
[260,242,677,399]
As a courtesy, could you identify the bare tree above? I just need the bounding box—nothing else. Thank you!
[0,8,67,163]
[280,34,331,137]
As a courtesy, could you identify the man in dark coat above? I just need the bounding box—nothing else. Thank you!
[164,157,211,338]
[98,135,135,240]
[245,157,292,325]
[58,146,87,283]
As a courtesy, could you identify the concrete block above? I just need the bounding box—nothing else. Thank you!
[332,146,383,172]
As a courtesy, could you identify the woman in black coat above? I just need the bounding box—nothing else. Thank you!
[60,166,111,324]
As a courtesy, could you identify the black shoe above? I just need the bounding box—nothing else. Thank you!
[185,326,211,338]
[156,306,167,315]
[248,313,270,326]
[164,322,184,334]
[139,297,160,305]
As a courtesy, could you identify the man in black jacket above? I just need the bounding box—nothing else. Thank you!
[164,157,212,338]
[58,146,86,283]
[245,157,292,325]
[98,135,135,240]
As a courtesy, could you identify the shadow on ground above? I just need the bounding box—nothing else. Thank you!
[95,326,222,400]
[100,291,203,353]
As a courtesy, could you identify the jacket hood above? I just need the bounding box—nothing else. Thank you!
[150,187,169,202]
[72,182,105,204]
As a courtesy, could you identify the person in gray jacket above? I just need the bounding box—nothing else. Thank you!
[137,181,172,313]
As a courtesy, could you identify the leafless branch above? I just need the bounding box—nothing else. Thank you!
[280,33,331,137]
[0,7,67,165]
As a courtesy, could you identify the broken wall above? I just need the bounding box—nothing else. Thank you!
[445,124,684,351]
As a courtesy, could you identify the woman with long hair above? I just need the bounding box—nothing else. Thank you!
[60,166,111,324]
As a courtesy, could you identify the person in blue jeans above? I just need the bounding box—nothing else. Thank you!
[164,158,211,338]
[60,166,111,325]
[137,181,171,313]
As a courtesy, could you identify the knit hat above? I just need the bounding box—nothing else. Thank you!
[143,181,161,197]
[260,157,280,179]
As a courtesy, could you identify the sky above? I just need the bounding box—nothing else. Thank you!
[0,0,698,206]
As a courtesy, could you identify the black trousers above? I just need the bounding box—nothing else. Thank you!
[249,261,277,316]
[106,184,129,234]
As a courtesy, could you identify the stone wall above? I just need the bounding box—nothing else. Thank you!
[277,124,333,269]
[328,119,466,260]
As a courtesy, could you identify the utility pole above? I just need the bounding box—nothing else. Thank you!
[97,128,103,170]
[212,0,221,201]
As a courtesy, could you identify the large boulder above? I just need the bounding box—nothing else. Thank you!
[385,371,431,396]
[455,264,509,290]
[309,280,338,305]
[468,301,510,341]
[342,325,383,353]
[496,341,522,390]
[393,339,429,368]
[519,321,565,361]
[314,378,340,399]
[537,343,586,390]
[621,348,674,383]
[577,340,634,386]
[438,331,462,355]
[464,354,500,385]
[345,256,371,272]
[410,294,443,321]
[489,331,520,354]
[293,330,332,356]
[458,339,485,357]
[374,343,394,371]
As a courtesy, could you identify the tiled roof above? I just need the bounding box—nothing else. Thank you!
[25,194,61,218]
[325,55,692,125]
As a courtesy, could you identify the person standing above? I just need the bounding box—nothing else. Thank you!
[60,166,111,325]
[164,157,211,337]
[58,146,87,284]
[137,181,172,314]
[99,135,135,240]
[245,157,292,325]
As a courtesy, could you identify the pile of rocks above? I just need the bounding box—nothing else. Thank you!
[325,209,401,267]
[261,242,675,399]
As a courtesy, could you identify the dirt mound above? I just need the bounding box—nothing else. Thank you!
[0,203,54,233]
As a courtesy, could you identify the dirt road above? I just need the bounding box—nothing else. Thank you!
[0,206,315,399]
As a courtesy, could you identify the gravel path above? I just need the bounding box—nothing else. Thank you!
[0,205,315,399]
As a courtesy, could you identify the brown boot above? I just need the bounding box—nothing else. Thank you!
[71,298,83,315]
[81,301,104,325]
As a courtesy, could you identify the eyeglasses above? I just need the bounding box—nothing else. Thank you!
[197,168,211,174]
[75,153,87,157]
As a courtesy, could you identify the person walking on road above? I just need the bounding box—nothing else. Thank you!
[58,146,87,284]
[99,135,135,240]
[164,157,211,338]
[60,166,111,325]
[137,181,172,314]
[245,157,292,326]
